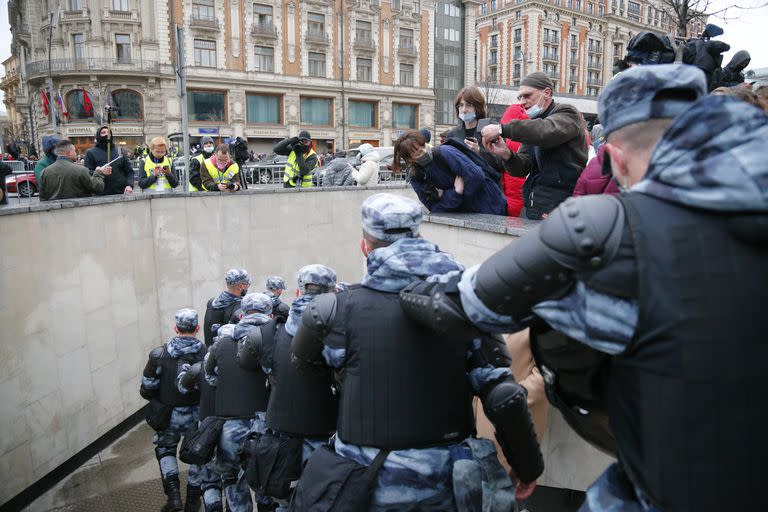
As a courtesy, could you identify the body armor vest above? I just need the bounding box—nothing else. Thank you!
[158,348,204,407]
[337,286,473,450]
[266,325,339,438]
[198,377,216,420]
[608,193,768,510]
[214,336,269,418]
[203,297,240,347]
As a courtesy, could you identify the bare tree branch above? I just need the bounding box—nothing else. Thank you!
[656,0,768,37]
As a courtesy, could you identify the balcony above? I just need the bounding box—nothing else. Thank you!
[544,35,559,45]
[542,52,558,63]
[353,38,376,53]
[251,22,277,39]
[513,53,523,61]
[588,46,602,54]
[513,36,522,43]
[60,9,89,22]
[587,77,602,85]
[569,75,578,82]
[190,15,219,31]
[25,58,161,80]
[570,57,579,65]
[588,60,601,70]
[105,10,138,22]
[398,44,418,58]
[570,40,579,48]
[306,31,330,45]
[546,71,559,81]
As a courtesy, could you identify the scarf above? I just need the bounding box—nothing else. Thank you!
[210,154,230,171]
[233,312,272,340]
[211,290,240,310]
[361,238,464,293]
[167,336,204,358]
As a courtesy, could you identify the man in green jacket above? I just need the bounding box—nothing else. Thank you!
[39,140,109,201]
[33,135,60,183]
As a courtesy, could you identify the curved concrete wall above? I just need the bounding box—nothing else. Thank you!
[0,187,611,504]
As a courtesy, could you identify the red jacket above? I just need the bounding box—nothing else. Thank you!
[499,104,528,217]
[572,145,619,196]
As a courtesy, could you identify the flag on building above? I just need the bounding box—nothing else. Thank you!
[82,87,93,115]
[57,93,69,118]
[40,90,51,116]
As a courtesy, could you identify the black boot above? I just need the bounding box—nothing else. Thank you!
[161,475,183,512]
[184,484,202,512]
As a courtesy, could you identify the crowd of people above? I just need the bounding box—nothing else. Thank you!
[137,62,767,512]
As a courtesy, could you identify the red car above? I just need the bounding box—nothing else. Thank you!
[5,172,38,198]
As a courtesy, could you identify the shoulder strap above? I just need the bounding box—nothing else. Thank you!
[365,449,391,481]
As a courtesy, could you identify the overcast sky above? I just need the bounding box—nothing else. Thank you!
[0,1,766,114]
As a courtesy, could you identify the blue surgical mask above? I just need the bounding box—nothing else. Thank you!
[459,111,476,123]
[525,96,546,119]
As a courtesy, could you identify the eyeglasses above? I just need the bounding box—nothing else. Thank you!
[517,92,534,101]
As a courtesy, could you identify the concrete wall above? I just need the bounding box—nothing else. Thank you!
[0,186,413,505]
[0,187,611,504]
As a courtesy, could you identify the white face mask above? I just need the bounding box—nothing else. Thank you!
[203,145,214,153]
[459,111,477,123]
[525,94,547,119]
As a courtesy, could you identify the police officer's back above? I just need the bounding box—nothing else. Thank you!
[203,269,250,347]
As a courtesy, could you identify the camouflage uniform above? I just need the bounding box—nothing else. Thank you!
[293,194,518,511]
[141,309,206,510]
[265,276,290,323]
[207,295,275,512]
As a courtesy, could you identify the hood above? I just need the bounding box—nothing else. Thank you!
[233,313,272,340]
[361,151,380,163]
[361,237,464,293]
[167,336,204,358]
[635,95,768,214]
[211,290,241,310]
[95,125,114,150]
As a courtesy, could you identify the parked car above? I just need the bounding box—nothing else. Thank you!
[5,173,38,197]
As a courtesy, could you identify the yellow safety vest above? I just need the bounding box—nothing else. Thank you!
[143,155,174,191]
[203,157,240,191]
[188,154,203,192]
[283,148,318,188]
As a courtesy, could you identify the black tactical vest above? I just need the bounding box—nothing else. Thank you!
[266,325,339,438]
[337,286,473,450]
[607,193,768,510]
[213,335,269,418]
[198,377,216,420]
[203,297,240,347]
[158,347,204,407]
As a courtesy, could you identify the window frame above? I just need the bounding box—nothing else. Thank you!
[246,92,283,125]
[399,62,414,86]
[356,57,372,82]
[115,34,131,62]
[308,51,326,78]
[300,96,334,127]
[194,38,217,68]
[110,89,144,122]
[188,89,229,123]
[348,99,379,129]
[254,45,275,72]
[392,102,419,129]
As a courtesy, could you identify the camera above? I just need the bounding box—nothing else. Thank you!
[226,182,236,190]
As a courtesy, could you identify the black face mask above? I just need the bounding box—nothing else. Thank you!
[295,143,309,154]
[414,148,433,168]
[240,288,248,297]
[96,131,112,149]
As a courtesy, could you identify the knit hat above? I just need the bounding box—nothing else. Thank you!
[520,72,554,91]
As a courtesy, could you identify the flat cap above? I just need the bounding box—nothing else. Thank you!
[175,308,198,331]
[241,292,273,314]
[599,64,707,136]
[225,268,251,286]
[297,264,337,294]
[361,193,422,242]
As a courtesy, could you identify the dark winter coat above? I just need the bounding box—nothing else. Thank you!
[84,145,134,195]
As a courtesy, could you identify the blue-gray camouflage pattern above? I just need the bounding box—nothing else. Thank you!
[240,292,273,315]
[211,290,241,310]
[599,64,707,136]
[579,464,659,512]
[200,457,222,511]
[335,282,350,293]
[154,406,202,486]
[224,268,251,286]
[266,276,286,292]
[362,237,463,293]
[203,325,236,387]
[361,193,422,242]
[142,336,205,392]
[297,264,337,294]
[175,308,199,332]
[215,418,254,512]
[232,312,272,342]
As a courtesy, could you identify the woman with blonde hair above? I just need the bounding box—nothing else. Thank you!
[138,136,179,191]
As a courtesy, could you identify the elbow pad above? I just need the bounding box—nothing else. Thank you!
[178,362,202,392]
[204,342,219,379]
[237,322,276,371]
[143,346,165,379]
[399,274,482,339]
[291,293,337,374]
[481,375,544,483]
[475,195,624,317]
[139,386,157,400]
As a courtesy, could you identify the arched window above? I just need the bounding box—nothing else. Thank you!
[66,89,94,120]
[111,89,144,121]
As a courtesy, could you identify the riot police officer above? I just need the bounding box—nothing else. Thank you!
[290,194,543,510]
[239,265,339,510]
[204,293,276,511]
[203,269,250,347]
[403,64,768,510]
[264,276,290,324]
[140,309,206,512]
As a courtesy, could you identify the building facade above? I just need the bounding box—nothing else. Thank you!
[3,0,441,155]
[474,0,706,101]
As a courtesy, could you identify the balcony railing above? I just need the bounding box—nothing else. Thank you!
[544,35,559,44]
[306,31,330,45]
[398,44,417,57]
[26,58,160,79]
[542,52,558,62]
[190,15,219,30]
[513,36,522,43]
[569,75,578,82]
[570,57,579,65]
[251,22,277,38]
[61,9,89,22]
[588,60,601,69]
[546,71,558,80]
[588,45,602,54]
[354,38,376,51]
[107,10,134,21]
[587,77,602,85]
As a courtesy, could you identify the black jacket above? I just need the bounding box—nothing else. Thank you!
[84,145,134,195]
[273,137,318,178]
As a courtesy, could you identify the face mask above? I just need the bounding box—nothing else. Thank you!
[203,145,214,154]
[414,147,433,168]
[459,111,476,123]
[525,95,547,119]
[240,288,248,297]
